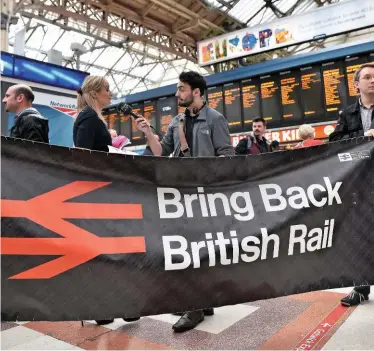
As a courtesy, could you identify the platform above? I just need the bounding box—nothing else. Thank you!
[1,287,373,350]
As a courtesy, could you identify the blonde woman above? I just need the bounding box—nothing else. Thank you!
[73,76,112,152]
[294,124,323,149]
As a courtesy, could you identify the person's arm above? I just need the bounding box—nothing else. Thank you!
[329,110,357,142]
[159,123,175,156]
[135,116,174,156]
[235,138,249,155]
[20,117,47,142]
[212,113,234,156]
[74,114,96,149]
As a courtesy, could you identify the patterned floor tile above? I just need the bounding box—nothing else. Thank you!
[259,294,344,350]
[148,304,259,334]
[24,321,109,346]
[2,289,369,350]
[322,301,374,350]
[1,323,18,331]
[7,334,83,350]
[84,319,138,330]
[1,326,45,350]
[79,330,173,350]
[117,296,310,350]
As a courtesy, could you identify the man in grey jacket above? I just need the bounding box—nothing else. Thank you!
[3,84,49,143]
[135,71,234,332]
[136,71,233,158]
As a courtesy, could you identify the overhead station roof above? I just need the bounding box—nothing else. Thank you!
[8,0,371,96]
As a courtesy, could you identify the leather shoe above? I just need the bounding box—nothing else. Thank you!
[173,308,214,316]
[95,319,114,325]
[172,310,204,333]
[123,317,140,322]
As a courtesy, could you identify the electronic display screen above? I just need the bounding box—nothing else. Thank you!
[345,55,368,106]
[107,113,120,134]
[120,113,132,140]
[0,52,14,76]
[131,102,145,144]
[223,82,242,133]
[241,78,261,128]
[207,86,224,114]
[260,74,282,124]
[279,70,303,121]
[157,96,177,134]
[178,103,185,115]
[322,61,348,119]
[123,50,373,140]
[14,56,88,90]
[300,65,325,120]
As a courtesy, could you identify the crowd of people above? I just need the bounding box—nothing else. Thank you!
[2,64,374,332]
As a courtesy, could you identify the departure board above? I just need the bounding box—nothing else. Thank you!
[280,70,303,121]
[241,78,261,128]
[345,55,367,106]
[322,61,347,119]
[131,102,145,144]
[178,104,185,115]
[223,82,242,132]
[107,113,120,134]
[144,100,157,127]
[126,48,373,142]
[158,96,177,134]
[260,75,282,124]
[207,86,224,114]
[120,113,132,139]
[300,65,325,120]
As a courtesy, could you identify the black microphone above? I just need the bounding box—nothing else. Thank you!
[103,102,159,136]
[116,102,141,119]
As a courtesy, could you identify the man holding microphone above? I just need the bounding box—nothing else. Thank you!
[135,71,233,158]
[134,71,234,332]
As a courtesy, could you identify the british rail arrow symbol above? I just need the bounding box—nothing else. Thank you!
[1,181,145,279]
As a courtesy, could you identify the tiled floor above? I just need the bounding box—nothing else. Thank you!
[1,287,374,350]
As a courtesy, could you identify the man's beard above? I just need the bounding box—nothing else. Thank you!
[178,96,193,107]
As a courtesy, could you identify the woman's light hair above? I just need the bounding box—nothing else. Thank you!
[76,75,107,123]
[298,124,315,140]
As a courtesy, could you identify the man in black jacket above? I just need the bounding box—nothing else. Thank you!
[329,63,374,142]
[329,63,374,307]
[3,84,49,143]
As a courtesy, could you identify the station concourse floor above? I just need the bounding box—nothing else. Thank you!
[1,286,373,350]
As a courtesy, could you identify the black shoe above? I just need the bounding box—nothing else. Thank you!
[123,317,140,322]
[354,285,371,296]
[95,319,114,325]
[172,310,204,333]
[203,307,214,316]
[341,290,369,307]
[173,308,214,317]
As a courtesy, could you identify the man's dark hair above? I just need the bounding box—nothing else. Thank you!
[15,86,35,103]
[353,63,374,82]
[179,71,207,96]
[253,117,266,125]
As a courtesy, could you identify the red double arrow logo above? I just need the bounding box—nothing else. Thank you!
[1,181,145,279]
